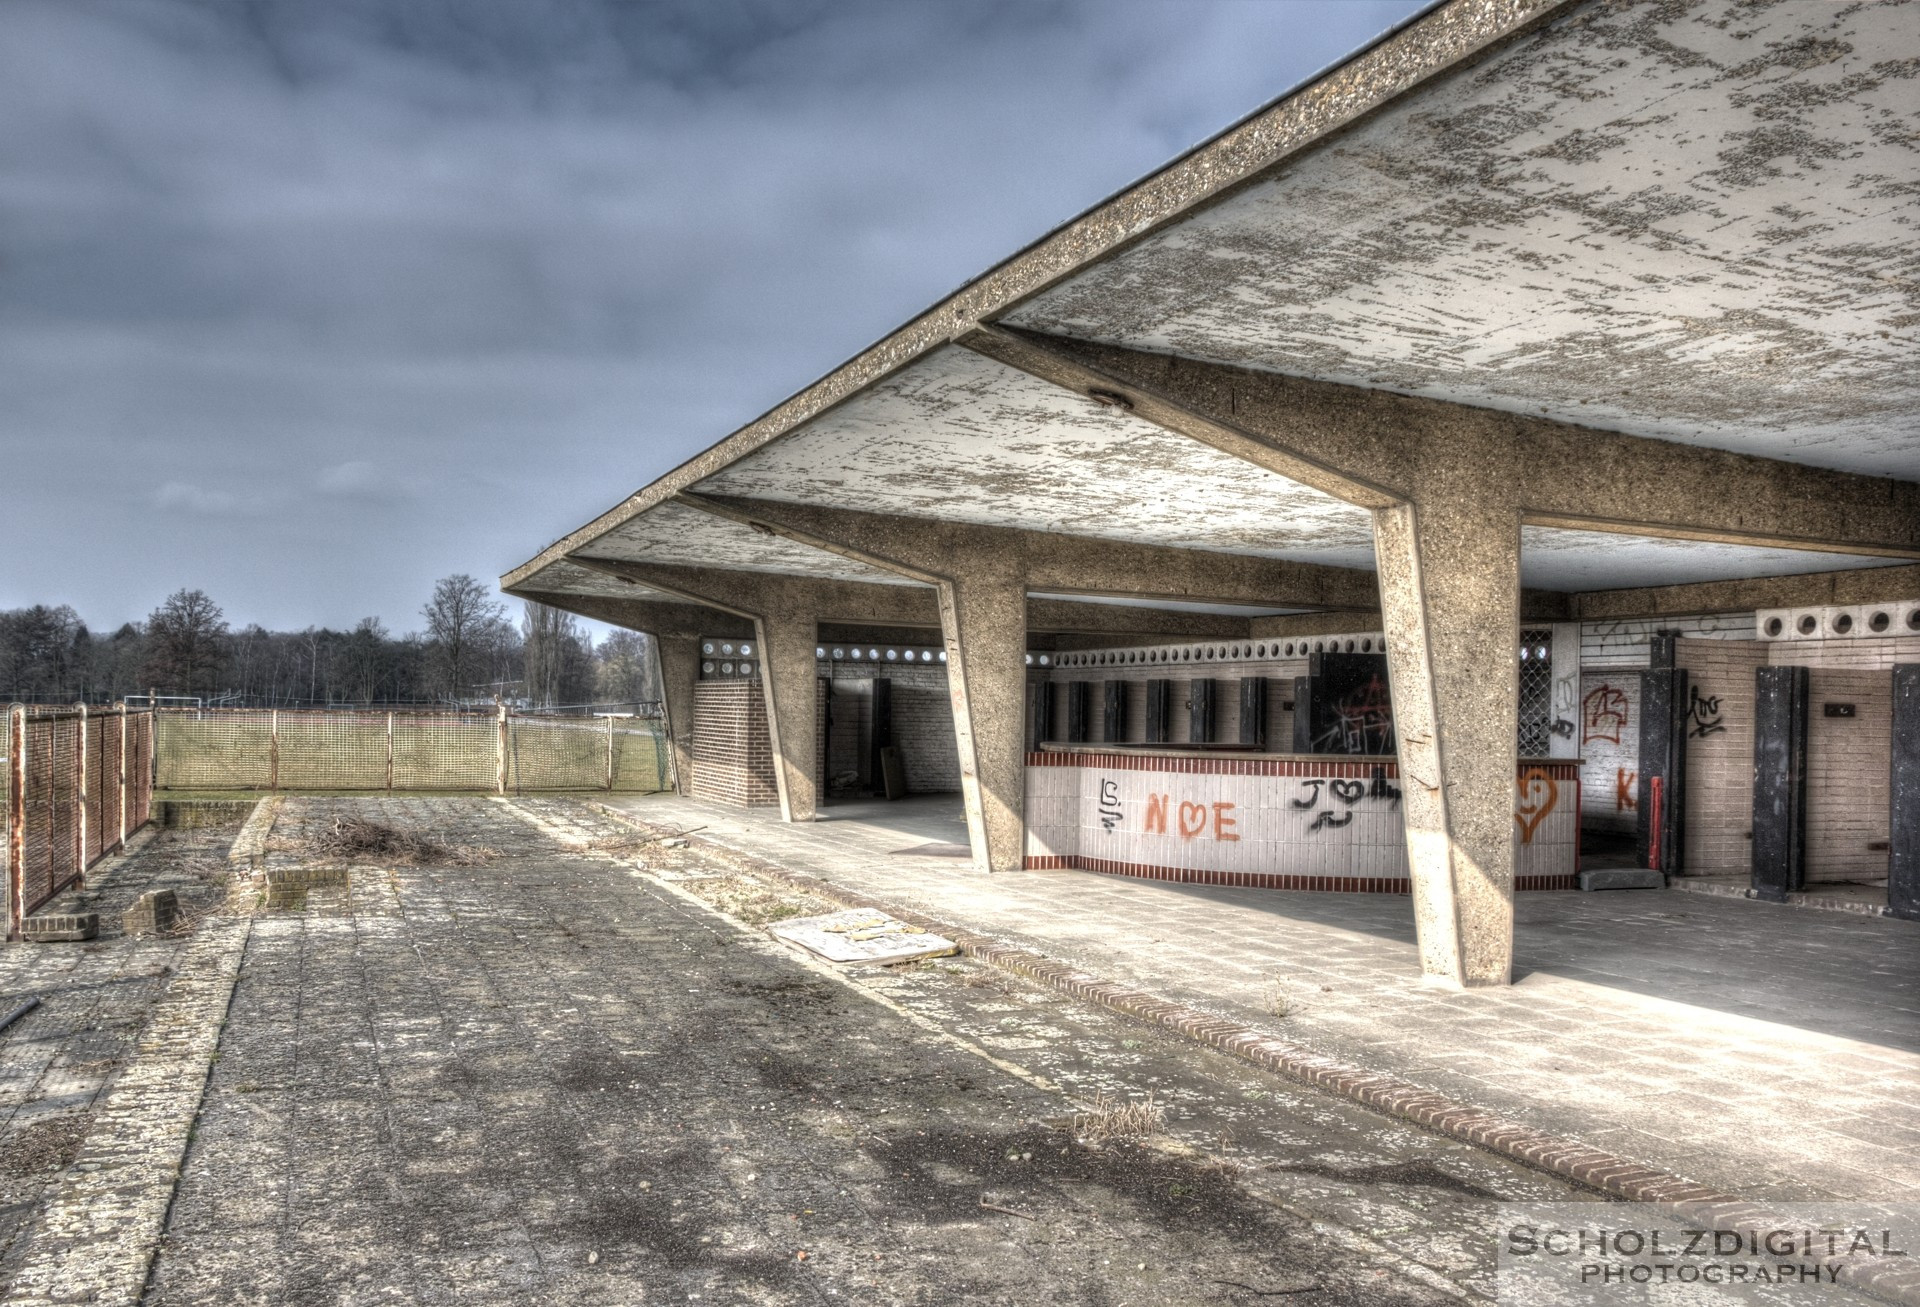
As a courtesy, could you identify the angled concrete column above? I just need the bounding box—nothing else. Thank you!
[654,635,702,796]
[940,569,1029,872]
[1372,499,1521,988]
[754,611,820,823]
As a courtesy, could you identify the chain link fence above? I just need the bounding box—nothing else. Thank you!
[5,704,155,937]
[154,707,668,795]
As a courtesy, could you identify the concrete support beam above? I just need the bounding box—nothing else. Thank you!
[755,611,823,824]
[1373,499,1520,988]
[943,569,1031,873]
[558,561,1281,643]
[505,590,751,640]
[680,493,1381,610]
[963,328,1920,558]
[1571,563,1920,621]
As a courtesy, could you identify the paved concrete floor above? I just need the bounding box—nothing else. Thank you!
[606,793,1920,1208]
[145,796,1608,1306]
[0,818,236,1292]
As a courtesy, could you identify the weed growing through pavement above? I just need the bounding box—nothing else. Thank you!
[1262,979,1293,1018]
[1073,1089,1164,1143]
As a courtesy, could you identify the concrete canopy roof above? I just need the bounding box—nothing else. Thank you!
[504,0,1918,616]
[1007,1,1920,478]
[694,347,1375,566]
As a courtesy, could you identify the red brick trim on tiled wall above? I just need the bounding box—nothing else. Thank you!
[1021,852,1573,893]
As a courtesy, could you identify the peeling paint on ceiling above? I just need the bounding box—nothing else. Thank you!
[584,502,916,584]
[1520,525,1904,592]
[693,346,1378,565]
[1010,0,1920,479]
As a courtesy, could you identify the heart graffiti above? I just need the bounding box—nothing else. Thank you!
[1514,767,1558,845]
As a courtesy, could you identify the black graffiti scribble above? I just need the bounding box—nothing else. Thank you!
[1290,780,1325,810]
[1369,766,1401,807]
[1330,778,1366,806]
[1307,811,1353,833]
[1549,718,1575,739]
[1311,674,1395,755]
[1097,778,1123,832]
[1687,685,1726,739]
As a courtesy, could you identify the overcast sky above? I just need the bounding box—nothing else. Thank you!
[1,0,1426,636]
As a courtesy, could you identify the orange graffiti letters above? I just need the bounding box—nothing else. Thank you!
[1615,768,1637,812]
[1144,793,1170,835]
[1213,802,1239,843]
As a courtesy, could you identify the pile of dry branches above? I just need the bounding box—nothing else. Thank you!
[309,816,493,867]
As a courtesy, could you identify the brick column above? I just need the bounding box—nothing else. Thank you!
[655,635,702,795]
[939,571,1028,873]
[754,612,821,822]
[1372,498,1519,988]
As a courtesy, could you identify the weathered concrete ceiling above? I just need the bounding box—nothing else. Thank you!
[1520,525,1906,592]
[583,502,915,585]
[1006,0,1920,478]
[693,347,1376,567]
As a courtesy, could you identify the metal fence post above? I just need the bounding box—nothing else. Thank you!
[606,715,615,791]
[387,711,395,792]
[118,703,129,850]
[495,701,507,795]
[268,709,280,792]
[75,702,87,886]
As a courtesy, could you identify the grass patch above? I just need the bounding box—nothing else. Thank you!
[1072,1089,1164,1144]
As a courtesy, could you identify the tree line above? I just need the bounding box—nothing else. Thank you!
[0,575,658,711]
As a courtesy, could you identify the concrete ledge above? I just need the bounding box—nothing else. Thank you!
[21,913,99,943]
[225,796,281,877]
[1669,875,1893,918]
[260,865,347,888]
[1577,867,1664,892]
[578,797,1920,1307]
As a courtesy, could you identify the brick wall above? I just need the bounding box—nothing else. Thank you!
[1765,634,1920,671]
[1577,672,1641,836]
[1675,638,1768,875]
[690,680,778,807]
[1804,668,1892,883]
[891,666,961,792]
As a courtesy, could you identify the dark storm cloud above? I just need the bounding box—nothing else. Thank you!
[0,0,1426,632]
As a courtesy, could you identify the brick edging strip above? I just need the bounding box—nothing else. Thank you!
[578,800,1920,1307]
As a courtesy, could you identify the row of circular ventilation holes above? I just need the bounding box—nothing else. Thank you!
[698,636,1399,677]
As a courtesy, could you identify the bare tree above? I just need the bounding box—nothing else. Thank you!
[422,574,508,701]
[141,589,228,693]
[522,601,592,708]
[594,629,656,707]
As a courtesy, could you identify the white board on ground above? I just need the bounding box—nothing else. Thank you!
[769,908,958,965]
